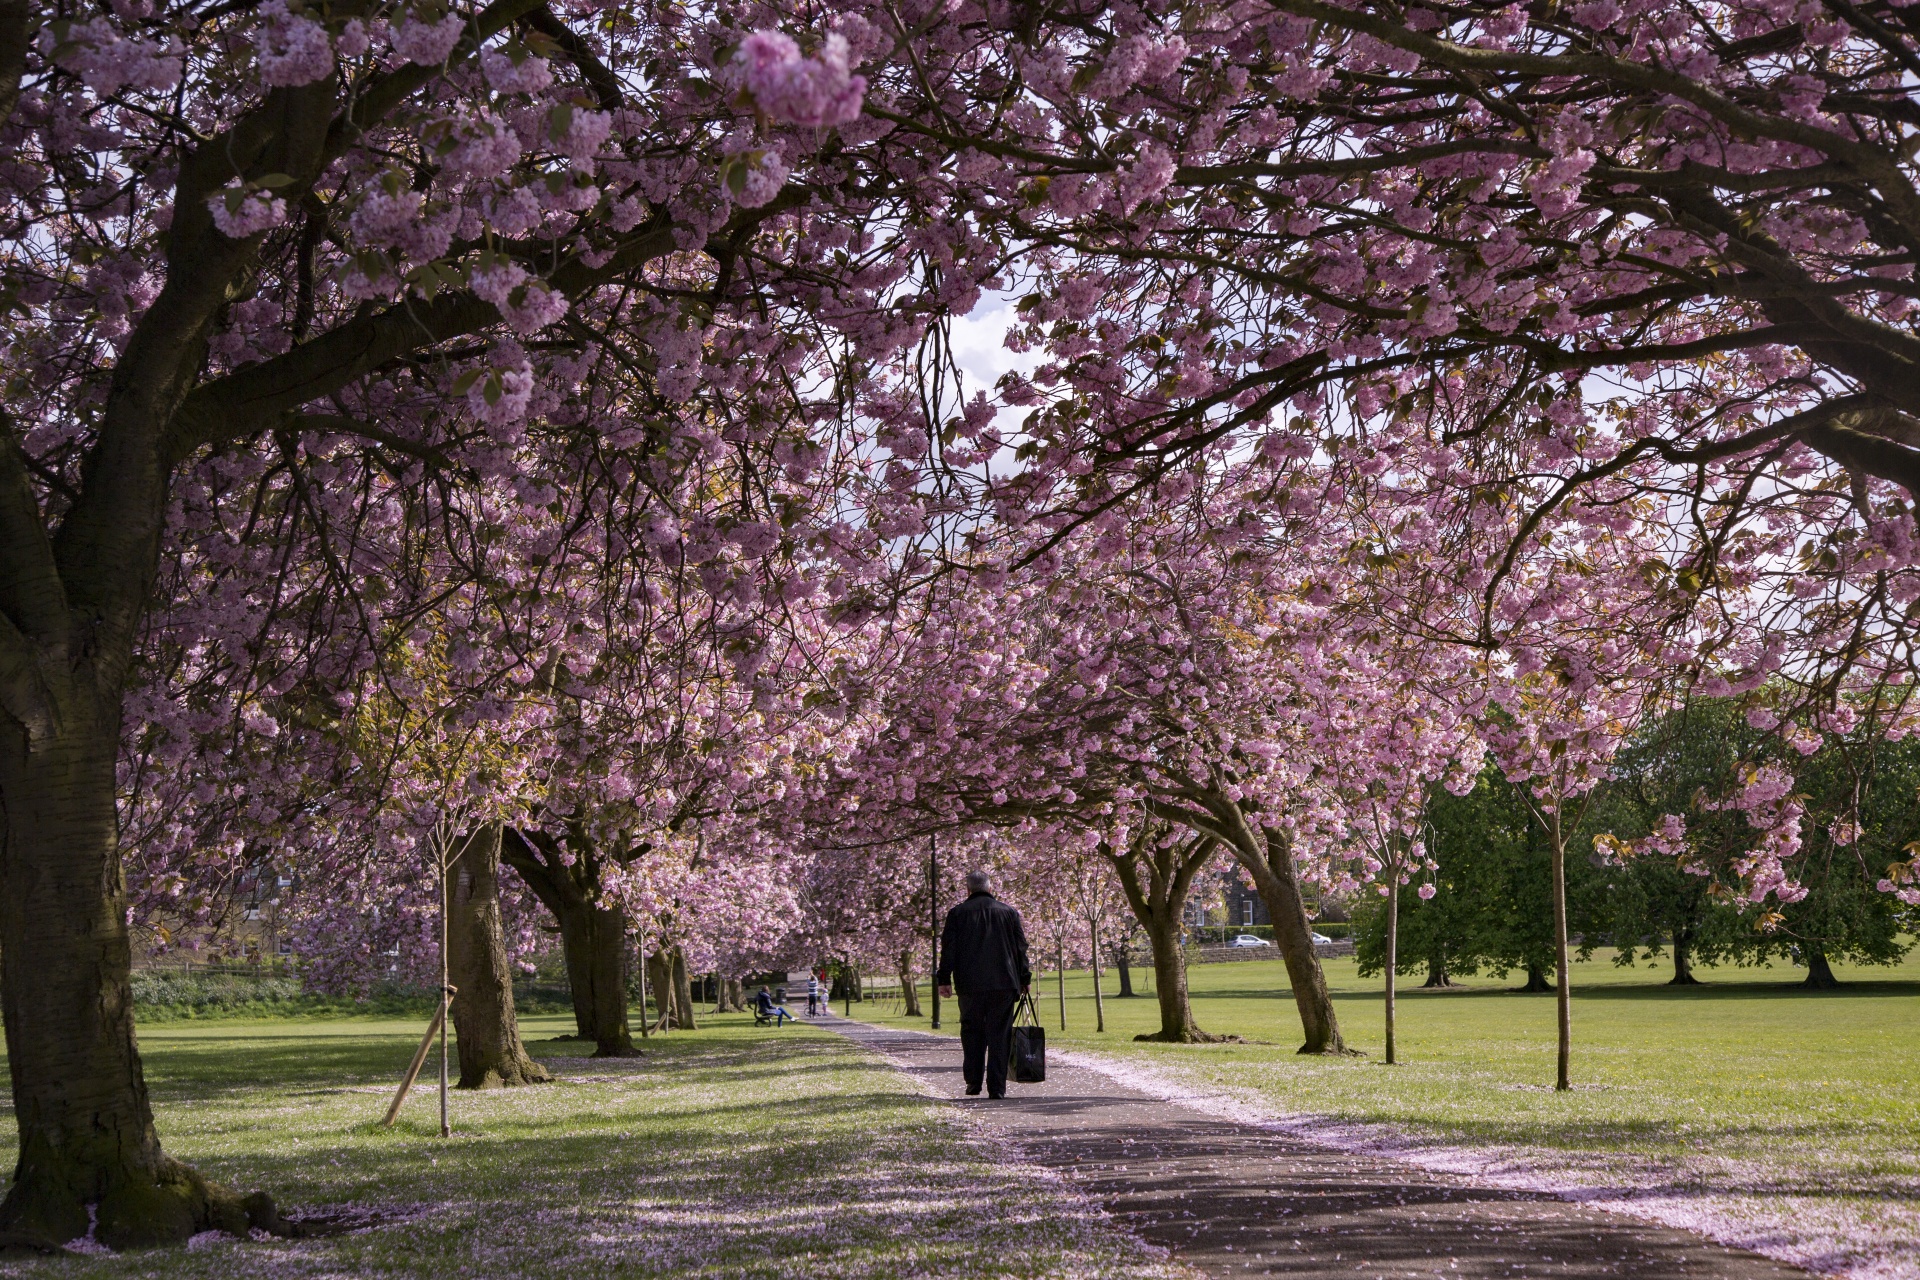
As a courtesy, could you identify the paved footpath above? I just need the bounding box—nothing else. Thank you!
[822,1015,1808,1280]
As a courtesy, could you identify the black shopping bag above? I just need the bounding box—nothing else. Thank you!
[1009,993,1046,1084]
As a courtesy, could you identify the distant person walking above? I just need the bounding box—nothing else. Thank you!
[936,870,1032,1099]
[807,974,824,1016]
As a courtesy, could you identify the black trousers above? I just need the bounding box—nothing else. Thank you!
[957,989,1020,1096]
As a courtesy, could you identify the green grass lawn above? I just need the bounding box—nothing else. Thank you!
[0,1012,1190,1279]
[853,949,1920,1272]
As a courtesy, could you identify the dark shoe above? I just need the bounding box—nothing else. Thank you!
[965,1085,982,1096]
[988,1091,1006,1100]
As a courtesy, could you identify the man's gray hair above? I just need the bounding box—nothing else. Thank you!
[966,870,994,894]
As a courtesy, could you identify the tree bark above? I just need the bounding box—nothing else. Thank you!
[898,952,923,1016]
[0,719,282,1248]
[0,60,343,1243]
[670,948,697,1031]
[646,950,675,1028]
[501,828,637,1056]
[1422,956,1452,988]
[446,826,550,1089]
[1140,913,1206,1041]
[1670,928,1701,985]
[1114,934,1136,997]
[1804,947,1841,989]
[1105,826,1218,1041]
[1517,964,1553,992]
[1210,812,1349,1055]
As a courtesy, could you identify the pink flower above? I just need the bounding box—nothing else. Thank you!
[727,147,789,208]
[551,105,612,161]
[1416,882,1437,900]
[335,18,371,57]
[390,10,464,66]
[480,46,552,95]
[469,261,569,333]
[254,0,335,86]
[42,17,183,96]
[206,184,287,238]
[733,31,866,127]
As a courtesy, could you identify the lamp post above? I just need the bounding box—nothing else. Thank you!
[928,832,941,1031]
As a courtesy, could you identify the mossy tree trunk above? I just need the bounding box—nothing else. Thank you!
[502,828,637,1056]
[0,43,346,1252]
[1103,823,1219,1042]
[447,825,550,1089]
[0,717,282,1248]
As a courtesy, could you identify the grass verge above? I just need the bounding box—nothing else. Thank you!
[0,1012,1189,1279]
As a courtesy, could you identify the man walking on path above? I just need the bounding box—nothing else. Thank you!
[936,870,1032,1099]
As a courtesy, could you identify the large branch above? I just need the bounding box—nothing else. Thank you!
[166,188,816,460]
[1803,418,1920,498]
[0,422,68,649]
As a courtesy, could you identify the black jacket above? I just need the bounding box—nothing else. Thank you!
[936,891,1032,994]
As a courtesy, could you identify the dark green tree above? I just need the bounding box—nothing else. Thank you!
[1572,698,1913,987]
[1356,768,1599,992]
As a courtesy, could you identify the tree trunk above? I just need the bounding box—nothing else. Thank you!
[446,826,550,1089]
[1138,913,1211,1041]
[1422,956,1452,988]
[1804,947,1840,989]
[1114,938,1136,997]
[670,948,697,1031]
[1550,810,1572,1092]
[500,829,636,1056]
[1090,917,1105,1033]
[555,902,637,1054]
[0,721,281,1248]
[647,950,675,1028]
[1228,818,1350,1055]
[1670,928,1701,985]
[898,952,923,1017]
[725,977,746,1012]
[1384,873,1399,1065]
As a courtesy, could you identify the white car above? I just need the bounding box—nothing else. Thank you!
[1229,934,1272,947]
[1311,932,1333,945]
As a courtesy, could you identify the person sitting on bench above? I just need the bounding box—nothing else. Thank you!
[754,986,792,1026]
